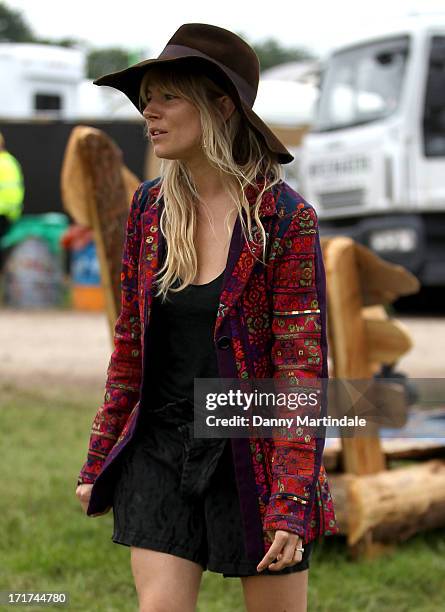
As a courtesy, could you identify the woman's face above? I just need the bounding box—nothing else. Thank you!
[142,83,204,162]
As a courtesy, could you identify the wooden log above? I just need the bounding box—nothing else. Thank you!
[61,126,141,339]
[324,437,445,465]
[324,237,386,475]
[340,436,385,475]
[364,317,413,365]
[320,237,425,556]
[78,129,135,335]
[384,440,445,460]
[324,237,369,379]
[354,241,420,306]
[322,472,397,560]
[334,460,445,545]
[61,126,94,226]
[61,126,140,227]
[361,304,387,320]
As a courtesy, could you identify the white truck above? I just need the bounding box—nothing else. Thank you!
[0,42,141,119]
[0,43,85,119]
[300,14,445,286]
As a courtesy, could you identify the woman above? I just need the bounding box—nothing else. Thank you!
[76,23,338,612]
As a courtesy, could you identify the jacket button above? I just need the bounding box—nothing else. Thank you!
[216,335,231,350]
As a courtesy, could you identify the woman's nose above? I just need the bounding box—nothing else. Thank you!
[142,101,161,119]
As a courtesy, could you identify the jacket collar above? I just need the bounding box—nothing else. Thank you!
[141,177,283,338]
[214,179,281,337]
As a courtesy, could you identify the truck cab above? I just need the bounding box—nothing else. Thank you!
[300,15,445,286]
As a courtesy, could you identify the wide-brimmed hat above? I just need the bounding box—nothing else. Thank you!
[93,23,294,164]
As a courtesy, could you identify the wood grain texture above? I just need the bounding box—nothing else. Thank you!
[61,126,140,340]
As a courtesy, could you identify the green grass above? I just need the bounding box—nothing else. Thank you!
[1,383,444,611]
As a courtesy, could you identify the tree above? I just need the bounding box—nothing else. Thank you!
[87,48,133,80]
[0,2,83,48]
[237,32,316,71]
[37,36,83,48]
[0,2,35,42]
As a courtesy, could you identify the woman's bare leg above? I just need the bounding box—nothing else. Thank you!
[240,569,308,612]
[131,547,203,612]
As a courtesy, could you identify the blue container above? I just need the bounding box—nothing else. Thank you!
[71,241,101,286]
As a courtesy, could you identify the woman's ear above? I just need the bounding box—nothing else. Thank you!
[217,95,236,121]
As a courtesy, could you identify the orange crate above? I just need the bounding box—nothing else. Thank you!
[72,284,105,311]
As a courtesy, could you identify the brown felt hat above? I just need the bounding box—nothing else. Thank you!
[93,23,294,164]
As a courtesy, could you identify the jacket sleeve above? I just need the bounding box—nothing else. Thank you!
[263,203,328,540]
[76,182,147,486]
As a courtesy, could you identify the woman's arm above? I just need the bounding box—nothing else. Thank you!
[263,202,327,541]
[77,181,149,486]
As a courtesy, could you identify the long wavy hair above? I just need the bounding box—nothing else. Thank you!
[138,63,284,301]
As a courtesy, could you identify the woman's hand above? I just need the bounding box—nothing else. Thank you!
[76,483,93,514]
[257,530,304,572]
[76,484,112,517]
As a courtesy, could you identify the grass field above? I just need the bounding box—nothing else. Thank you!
[1,383,444,612]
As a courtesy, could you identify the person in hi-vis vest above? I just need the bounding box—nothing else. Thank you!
[0,131,24,268]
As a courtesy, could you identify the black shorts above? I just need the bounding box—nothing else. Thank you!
[111,400,314,578]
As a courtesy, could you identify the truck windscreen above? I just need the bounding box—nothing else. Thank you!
[423,36,445,157]
[313,36,410,132]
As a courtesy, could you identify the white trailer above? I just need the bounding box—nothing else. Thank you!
[0,43,85,119]
[300,14,445,286]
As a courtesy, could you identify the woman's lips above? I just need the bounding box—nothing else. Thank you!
[151,132,168,141]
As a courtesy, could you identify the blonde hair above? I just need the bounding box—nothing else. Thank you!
[139,63,284,302]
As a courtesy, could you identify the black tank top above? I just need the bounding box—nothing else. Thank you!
[148,270,225,408]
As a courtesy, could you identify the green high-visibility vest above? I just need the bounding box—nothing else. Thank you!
[0,151,24,222]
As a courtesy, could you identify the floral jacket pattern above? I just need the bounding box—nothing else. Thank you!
[77,176,339,559]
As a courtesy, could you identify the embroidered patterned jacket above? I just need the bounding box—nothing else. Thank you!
[77,176,339,558]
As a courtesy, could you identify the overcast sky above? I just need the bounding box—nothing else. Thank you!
[4,0,445,57]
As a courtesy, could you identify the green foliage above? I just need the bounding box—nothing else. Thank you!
[87,48,133,80]
[0,1,35,42]
[255,38,315,71]
[34,37,82,48]
[236,31,316,71]
[0,2,81,47]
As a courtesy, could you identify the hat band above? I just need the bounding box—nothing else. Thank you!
[158,44,257,107]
